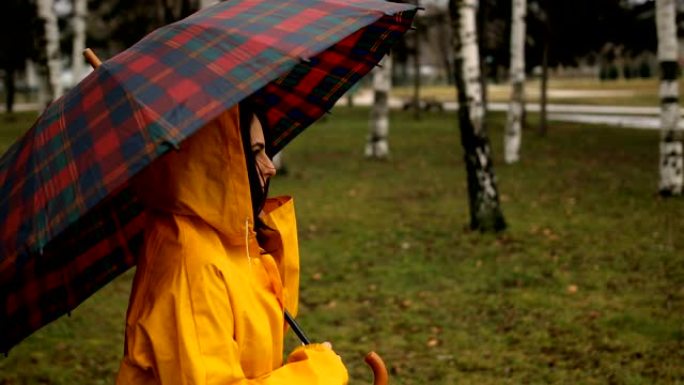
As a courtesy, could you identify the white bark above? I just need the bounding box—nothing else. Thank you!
[504,0,526,164]
[37,0,63,101]
[656,0,683,195]
[657,0,678,63]
[200,0,219,9]
[366,56,392,159]
[459,0,484,132]
[26,60,39,90]
[660,141,683,194]
[71,0,87,85]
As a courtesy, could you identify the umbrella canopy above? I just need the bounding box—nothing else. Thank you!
[0,0,416,353]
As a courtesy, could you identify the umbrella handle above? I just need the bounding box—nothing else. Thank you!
[286,311,389,385]
[364,351,389,385]
[84,48,102,68]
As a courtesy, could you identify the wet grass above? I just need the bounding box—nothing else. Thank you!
[0,112,36,154]
[1,108,683,384]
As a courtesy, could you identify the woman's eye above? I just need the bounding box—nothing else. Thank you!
[252,144,265,156]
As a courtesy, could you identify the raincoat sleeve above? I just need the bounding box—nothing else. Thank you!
[270,344,350,385]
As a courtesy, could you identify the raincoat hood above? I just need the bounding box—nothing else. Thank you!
[132,106,253,243]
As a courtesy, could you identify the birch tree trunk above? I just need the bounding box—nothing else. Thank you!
[200,0,218,9]
[71,0,87,85]
[26,60,39,93]
[412,20,421,120]
[504,0,526,164]
[37,0,63,101]
[25,59,43,105]
[449,0,506,232]
[38,0,63,100]
[656,0,683,196]
[539,31,549,136]
[366,56,392,159]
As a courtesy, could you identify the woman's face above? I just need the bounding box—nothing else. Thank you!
[249,114,276,189]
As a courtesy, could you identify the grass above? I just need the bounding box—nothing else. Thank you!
[1,107,683,385]
[0,113,37,154]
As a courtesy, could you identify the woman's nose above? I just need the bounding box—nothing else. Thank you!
[258,154,277,181]
[264,157,277,178]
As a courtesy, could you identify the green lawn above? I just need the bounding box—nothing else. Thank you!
[0,108,682,385]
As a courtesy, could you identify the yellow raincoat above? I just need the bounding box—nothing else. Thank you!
[116,105,348,385]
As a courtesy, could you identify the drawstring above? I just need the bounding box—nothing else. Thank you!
[245,218,252,268]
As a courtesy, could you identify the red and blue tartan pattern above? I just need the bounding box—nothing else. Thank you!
[0,0,416,352]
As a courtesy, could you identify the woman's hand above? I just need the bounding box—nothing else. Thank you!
[284,342,348,384]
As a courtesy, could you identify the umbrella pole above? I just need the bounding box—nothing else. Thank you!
[284,309,311,345]
[83,48,389,385]
[284,310,389,385]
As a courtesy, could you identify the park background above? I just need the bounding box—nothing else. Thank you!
[0,0,683,384]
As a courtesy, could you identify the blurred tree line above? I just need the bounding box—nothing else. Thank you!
[0,0,671,112]
[396,0,664,85]
[89,0,198,54]
[0,0,202,111]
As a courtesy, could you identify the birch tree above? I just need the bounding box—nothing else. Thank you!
[37,0,63,101]
[538,17,549,136]
[656,0,683,196]
[504,0,526,164]
[199,0,218,8]
[449,0,506,231]
[71,0,87,85]
[366,56,392,159]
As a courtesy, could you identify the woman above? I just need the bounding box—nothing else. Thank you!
[115,103,348,385]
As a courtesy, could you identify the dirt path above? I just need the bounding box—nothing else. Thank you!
[343,90,680,130]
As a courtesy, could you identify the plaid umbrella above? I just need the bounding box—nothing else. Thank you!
[0,0,416,353]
